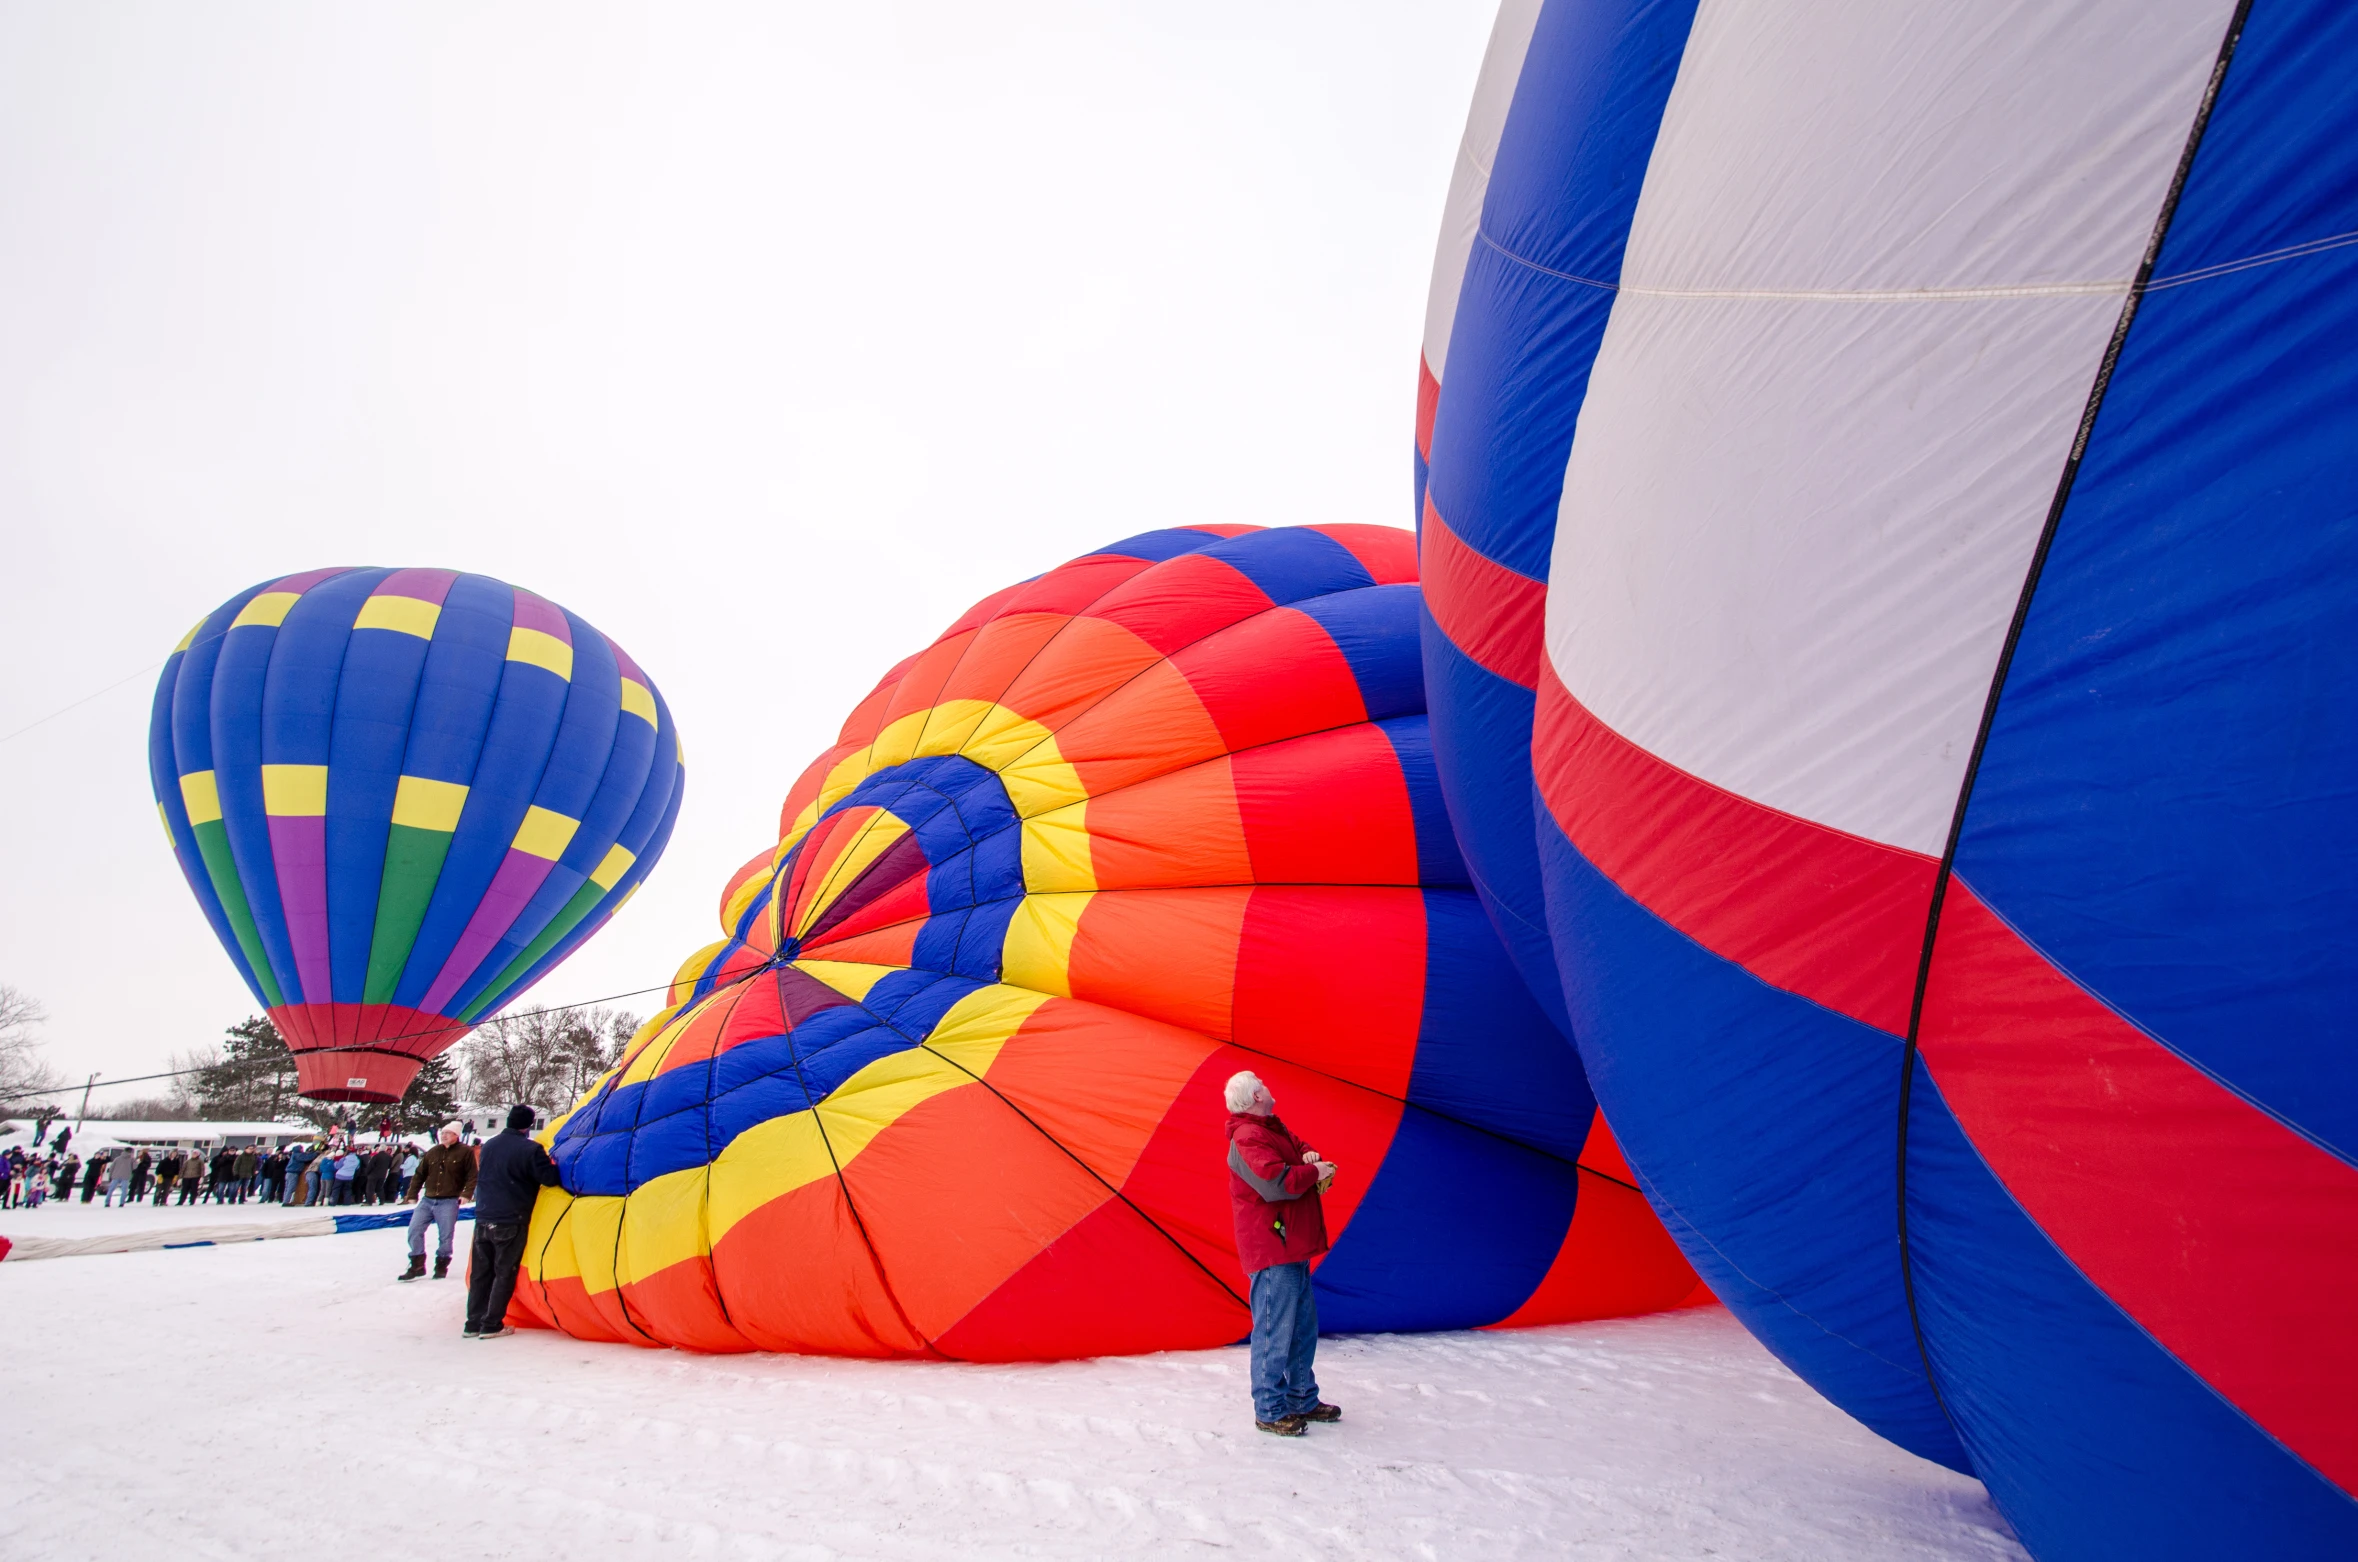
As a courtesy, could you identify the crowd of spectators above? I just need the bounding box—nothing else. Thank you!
[0,1135,455,1211]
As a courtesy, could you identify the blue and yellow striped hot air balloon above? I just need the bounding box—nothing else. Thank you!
[149,567,685,1102]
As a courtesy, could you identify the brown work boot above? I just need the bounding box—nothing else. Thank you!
[1299,1402,1341,1422]
[1256,1415,1307,1437]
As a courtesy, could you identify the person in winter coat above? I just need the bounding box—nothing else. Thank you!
[1223,1070,1342,1437]
[463,1104,561,1338]
[332,1148,362,1204]
[153,1151,179,1206]
[230,1146,258,1204]
[285,1143,318,1206]
[399,1123,478,1282]
[128,1151,152,1203]
[80,1153,104,1203]
[178,1149,204,1204]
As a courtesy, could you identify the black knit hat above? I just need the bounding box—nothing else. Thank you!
[506,1103,536,1131]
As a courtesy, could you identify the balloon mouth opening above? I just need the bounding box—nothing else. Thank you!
[266,1005,469,1105]
[288,1045,431,1105]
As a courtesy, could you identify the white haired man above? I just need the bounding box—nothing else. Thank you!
[398,1122,477,1283]
[1224,1070,1341,1436]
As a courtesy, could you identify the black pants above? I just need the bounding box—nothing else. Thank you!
[465,1219,528,1333]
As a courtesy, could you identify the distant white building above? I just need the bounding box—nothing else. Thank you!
[1,1118,321,1155]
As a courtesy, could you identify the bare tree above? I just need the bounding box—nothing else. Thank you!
[161,1047,217,1114]
[100,1094,200,1121]
[463,1005,639,1118]
[0,984,62,1110]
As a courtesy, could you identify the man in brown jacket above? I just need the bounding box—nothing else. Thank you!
[398,1123,477,1282]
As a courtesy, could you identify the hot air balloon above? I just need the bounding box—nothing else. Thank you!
[511,525,1705,1358]
[150,568,685,1102]
[1418,2,2357,1557]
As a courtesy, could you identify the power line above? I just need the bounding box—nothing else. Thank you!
[0,618,245,749]
[0,657,169,746]
[0,965,721,1108]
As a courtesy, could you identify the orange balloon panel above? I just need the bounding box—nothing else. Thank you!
[514,526,1701,1356]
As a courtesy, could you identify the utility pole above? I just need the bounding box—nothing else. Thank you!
[75,1071,99,1135]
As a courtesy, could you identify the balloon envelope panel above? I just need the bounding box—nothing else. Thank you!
[1420,0,2358,1555]
[517,526,1703,1359]
[150,568,684,1101]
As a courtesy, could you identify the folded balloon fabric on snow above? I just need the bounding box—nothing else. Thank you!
[511,524,1707,1359]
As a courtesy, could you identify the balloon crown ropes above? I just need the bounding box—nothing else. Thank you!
[510,525,1706,1361]
[150,568,685,1103]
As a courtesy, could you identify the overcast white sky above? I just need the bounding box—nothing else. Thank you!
[0,2,1492,1100]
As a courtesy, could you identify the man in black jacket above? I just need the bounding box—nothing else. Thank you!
[464,1104,561,1339]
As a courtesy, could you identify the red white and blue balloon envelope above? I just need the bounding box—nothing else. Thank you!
[150,568,684,1102]
[1418,1,2357,1557]
[512,526,1705,1358]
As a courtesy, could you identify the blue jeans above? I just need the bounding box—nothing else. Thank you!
[407,1197,461,1260]
[1248,1261,1321,1422]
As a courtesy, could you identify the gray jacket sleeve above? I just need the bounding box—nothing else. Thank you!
[1228,1141,1297,1203]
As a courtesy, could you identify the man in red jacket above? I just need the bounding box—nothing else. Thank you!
[1225,1070,1342,1436]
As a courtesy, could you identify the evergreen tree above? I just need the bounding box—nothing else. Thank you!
[192,1016,302,1120]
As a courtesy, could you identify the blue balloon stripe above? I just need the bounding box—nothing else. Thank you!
[1408,887,1590,1161]
[1425,0,1699,581]
[394,587,570,1010]
[153,613,257,1005]
[1373,716,1468,890]
[459,685,683,1022]
[209,601,308,1008]
[1538,807,1970,1471]
[432,611,624,1015]
[557,965,999,1197]
[1292,585,1424,725]
[1420,624,1570,1036]
[325,601,438,1002]
[1086,527,1233,564]
[1197,527,1375,607]
[264,569,391,1004]
[1313,1098,1578,1333]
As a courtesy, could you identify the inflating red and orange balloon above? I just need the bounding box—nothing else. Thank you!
[513,525,1703,1357]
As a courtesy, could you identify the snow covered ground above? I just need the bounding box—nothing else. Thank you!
[1,1217,2026,1561]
